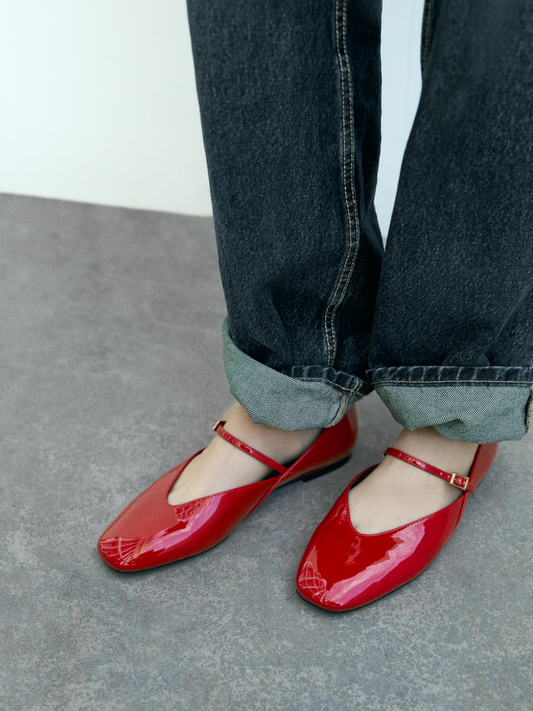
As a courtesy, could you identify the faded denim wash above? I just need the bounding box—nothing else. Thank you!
[187,0,533,442]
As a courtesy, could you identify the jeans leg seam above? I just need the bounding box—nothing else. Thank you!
[330,392,350,426]
[421,0,434,78]
[526,387,533,433]
[292,375,363,397]
[324,0,361,368]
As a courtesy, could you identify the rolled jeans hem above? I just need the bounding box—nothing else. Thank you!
[368,366,533,443]
[222,317,370,430]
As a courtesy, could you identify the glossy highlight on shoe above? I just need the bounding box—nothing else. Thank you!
[99,493,238,570]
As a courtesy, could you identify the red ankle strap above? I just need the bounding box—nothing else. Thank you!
[384,447,477,494]
[212,420,288,476]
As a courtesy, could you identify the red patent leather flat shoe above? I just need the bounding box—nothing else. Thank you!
[98,407,358,572]
[296,441,498,611]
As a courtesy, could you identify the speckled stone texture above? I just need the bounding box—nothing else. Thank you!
[0,194,531,711]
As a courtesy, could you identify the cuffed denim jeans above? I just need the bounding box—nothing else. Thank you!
[187,0,533,442]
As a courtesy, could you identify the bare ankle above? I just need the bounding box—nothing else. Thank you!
[222,403,322,463]
[391,426,478,477]
[348,427,479,534]
[167,403,322,506]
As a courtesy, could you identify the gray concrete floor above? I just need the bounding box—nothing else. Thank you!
[0,194,532,711]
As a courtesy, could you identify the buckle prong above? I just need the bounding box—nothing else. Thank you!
[450,472,469,491]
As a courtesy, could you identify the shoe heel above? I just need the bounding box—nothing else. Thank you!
[300,454,352,482]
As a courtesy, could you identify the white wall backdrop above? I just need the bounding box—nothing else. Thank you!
[0,0,424,235]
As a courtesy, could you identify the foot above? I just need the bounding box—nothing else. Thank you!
[167,402,322,506]
[348,426,478,534]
